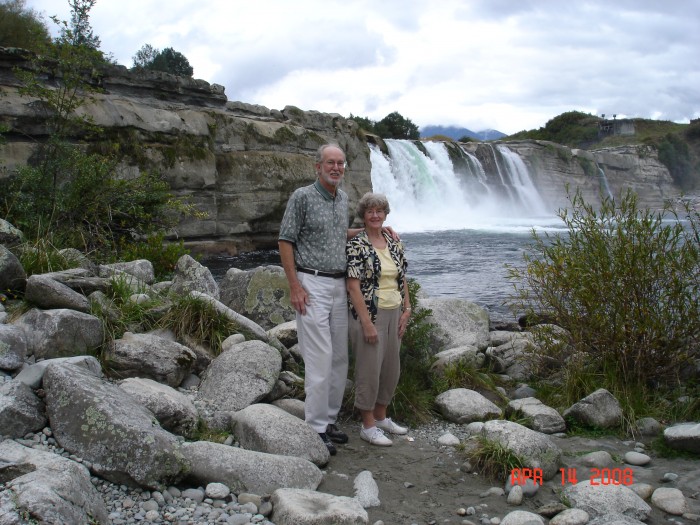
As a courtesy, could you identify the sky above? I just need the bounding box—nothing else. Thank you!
[23,0,700,135]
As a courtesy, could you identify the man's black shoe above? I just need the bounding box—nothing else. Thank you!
[326,424,349,444]
[319,433,337,455]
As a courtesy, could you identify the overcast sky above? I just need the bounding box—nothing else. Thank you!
[24,0,700,135]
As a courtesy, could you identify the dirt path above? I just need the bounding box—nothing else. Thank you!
[316,421,700,525]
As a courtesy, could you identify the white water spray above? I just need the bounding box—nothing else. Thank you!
[369,140,558,233]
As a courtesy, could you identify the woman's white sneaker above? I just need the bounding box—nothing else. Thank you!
[375,417,408,435]
[360,426,393,446]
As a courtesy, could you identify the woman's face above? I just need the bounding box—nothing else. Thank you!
[363,207,386,230]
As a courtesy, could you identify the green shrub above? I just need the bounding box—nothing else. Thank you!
[117,232,190,281]
[507,190,700,423]
[466,436,525,481]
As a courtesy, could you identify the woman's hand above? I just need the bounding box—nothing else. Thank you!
[398,310,411,339]
[362,322,378,344]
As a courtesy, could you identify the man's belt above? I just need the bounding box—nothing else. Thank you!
[296,267,345,279]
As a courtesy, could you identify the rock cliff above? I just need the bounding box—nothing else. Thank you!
[0,47,679,256]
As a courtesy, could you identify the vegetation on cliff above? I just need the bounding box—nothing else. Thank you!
[507,110,700,190]
[349,111,421,140]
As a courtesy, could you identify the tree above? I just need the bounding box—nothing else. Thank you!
[0,0,51,51]
[62,0,101,50]
[376,111,420,140]
[132,44,193,77]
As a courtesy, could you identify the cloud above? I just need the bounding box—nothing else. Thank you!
[25,0,700,134]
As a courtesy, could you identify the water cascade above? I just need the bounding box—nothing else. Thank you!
[597,166,614,200]
[369,139,554,232]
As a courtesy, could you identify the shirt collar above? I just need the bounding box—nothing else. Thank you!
[314,179,342,201]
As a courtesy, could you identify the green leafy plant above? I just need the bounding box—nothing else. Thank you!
[507,190,700,428]
[432,359,505,401]
[116,232,190,281]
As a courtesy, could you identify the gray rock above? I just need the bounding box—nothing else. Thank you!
[119,377,198,438]
[512,384,537,399]
[434,388,502,423]
[430,345,484,374]
[549,508,589,525]
[354,470,380,508]
[271,398,306,420]
[205,482,231,500]
[586,514,646,525]
[170,254,219,299]
[420,297,490,351]
[0,244,26,293]
[580,450,615,468]
[24,274,91,312]
[506,397,566,434]
[650,487,688,515]
[101,259,156,284]
[0,323,27,371]
[42,267,109,296]
[197,340,281,415]
[230,403,329,466]
[15,308,103,359]
[500,510,544,525]
[0,379,47,437]
[103,332,196,387]
[271,487,368,525]
[506,485,524,505]
[14,355,102,388]
[635,417,663,437]
[663,422,700,453]
[0,218,23,246]
[437,432,461,446]
[0,440,108,524]
[629,483,654,500]
[485,333,536,379]
[563,388,623,429]
[181,441,322,494]
[220,265,294,330]
[267,319,298,348]
[562,480,651,520]
[624,451,651,466]
[479,420,562,480]
[43,362,188,488]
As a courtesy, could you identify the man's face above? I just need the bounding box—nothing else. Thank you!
[316,146,346,193]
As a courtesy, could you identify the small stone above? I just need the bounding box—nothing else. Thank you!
[624,451,651,466]
[662,472,680,482]
[457,508,467,516]
[507,485,523,505]
[404,481,414,488]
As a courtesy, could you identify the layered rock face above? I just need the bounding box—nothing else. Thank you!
[0,47,371,256]
[0,48,678,257]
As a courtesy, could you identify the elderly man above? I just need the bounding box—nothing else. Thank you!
[278,143,353,456]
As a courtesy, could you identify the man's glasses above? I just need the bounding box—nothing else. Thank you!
[324,160,347,169]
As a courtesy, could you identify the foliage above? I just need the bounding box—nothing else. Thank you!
[12,236,77,276]
[348,111,420,140]
[507,190,700,425]
[657,133,693,190]
[432,359,505,400]
[116,232,190,281]
[0,0,51,51]
[157,294,240,355]
[466,436,525,481]
[0,145,196,259]
[390,278,439,424]
[63,0,100,50]
[190,419,231,444]
[508,111,599,148]
[132,44,194,77]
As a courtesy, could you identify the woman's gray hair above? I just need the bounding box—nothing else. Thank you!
[356,192,391,219]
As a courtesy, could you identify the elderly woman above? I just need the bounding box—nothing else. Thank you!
[346,192,411,446]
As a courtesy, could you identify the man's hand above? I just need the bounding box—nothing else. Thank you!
[290,282,310,315]
[382,225,400,241]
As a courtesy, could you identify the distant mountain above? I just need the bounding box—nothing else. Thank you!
[420,125,506,141]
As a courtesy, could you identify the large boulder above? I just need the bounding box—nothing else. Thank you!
[14,308,103,359]
[563,388,623,429]
[100,259,155,284]
[0,379,47,438]
[0,244,26,293]
[43,362,188,489]
[271,488,369,525]
[219,265,294,330]
[118,377,199,438]
[0,440,109,524]
[197,340,282,416]
[435,388,502,423]
[562,480,651,521]
[0,218,23,246]
[103,332,196,387]
[420,297,490,352]
[230,403,329,466]
[24,274,91,312]
[506,397,566,434]
[169,254,219,299]
[181,441,323,494]
[478,420,562,480]
[0,323,27,371]
[14,355,103,389]
[663,422,700,454]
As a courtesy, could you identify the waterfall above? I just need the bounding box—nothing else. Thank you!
[597,166,614,200]
[369,139,554,232]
